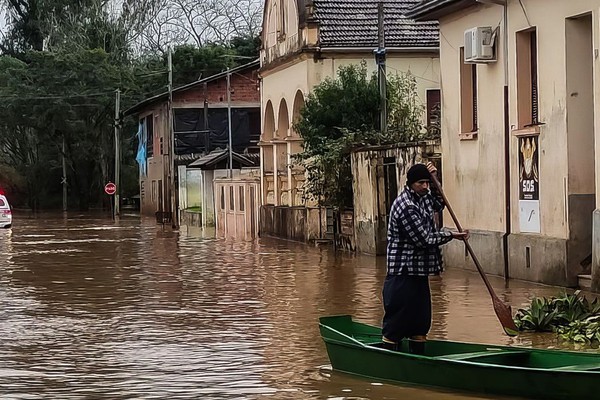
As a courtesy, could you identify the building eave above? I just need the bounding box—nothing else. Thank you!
[187,149,256,169]
[318,46,439,54]
[406,0,478,21]
[259,45,439,74]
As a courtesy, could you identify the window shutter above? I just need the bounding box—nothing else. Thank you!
[472,65,478,130]
[530,31,539,124]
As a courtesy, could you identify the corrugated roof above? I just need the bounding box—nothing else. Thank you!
[314,0,439,48]
[187,149,257,169]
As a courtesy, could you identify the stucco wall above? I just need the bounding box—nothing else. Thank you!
[181,210,202,228]
[260,205,309,241]
[351,144,423,255]
[438,5,508,236]
[261,57,311,132]
[263,0,300,51]
[140,103,168,217]
[437,0,600,286]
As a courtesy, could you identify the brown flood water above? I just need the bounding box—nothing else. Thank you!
[0,213,595,399]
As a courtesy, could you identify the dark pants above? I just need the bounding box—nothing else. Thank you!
[382,274,432,343]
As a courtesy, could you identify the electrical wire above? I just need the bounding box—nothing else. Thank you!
[518,0,532,27]
[440,30,457,52]
[135,70,169,77]
[232,71,258,83]
[386,65,439,85]
[0,92,116,100]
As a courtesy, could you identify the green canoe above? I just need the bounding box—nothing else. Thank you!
[319,315,600,400]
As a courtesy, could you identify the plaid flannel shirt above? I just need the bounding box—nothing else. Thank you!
[386,185,453,276]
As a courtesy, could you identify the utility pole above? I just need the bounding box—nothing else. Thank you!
[375,1,387,133]
[217,54,255,177]
[62,137,67,212]
[114,88,121,218]
[226,67,233,178]
[168,47,179,229]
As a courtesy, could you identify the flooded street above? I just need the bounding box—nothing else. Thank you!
[0,214,592,399]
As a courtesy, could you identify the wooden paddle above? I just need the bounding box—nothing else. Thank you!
[429,172,519,337]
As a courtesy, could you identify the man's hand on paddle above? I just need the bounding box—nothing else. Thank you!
[451,231,469,241]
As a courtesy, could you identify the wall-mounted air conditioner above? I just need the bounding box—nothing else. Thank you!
[464,26,496,63]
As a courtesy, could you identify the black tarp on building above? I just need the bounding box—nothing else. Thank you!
[174,108,260,155]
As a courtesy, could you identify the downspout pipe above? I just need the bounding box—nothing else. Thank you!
[502,2,511,283]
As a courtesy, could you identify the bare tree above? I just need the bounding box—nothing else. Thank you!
[135,0,262,53]
[134,0,187,55]
[1,0,262,56]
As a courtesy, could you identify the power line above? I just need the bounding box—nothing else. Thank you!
[386,65,439,85]
[0,92,116,100]
[518,0,532,27]
[232,71,257,83]
[135,70,169,78]
[440,30,457,52]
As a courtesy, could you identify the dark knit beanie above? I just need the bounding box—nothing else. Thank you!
[407,163,430,185]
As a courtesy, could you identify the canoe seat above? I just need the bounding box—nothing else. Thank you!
[435,350,530,361]
[551,363,600,371]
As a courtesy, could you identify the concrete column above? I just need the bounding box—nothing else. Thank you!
[273,144,280,206]
[287,141,293,206]
[260,146,266,205]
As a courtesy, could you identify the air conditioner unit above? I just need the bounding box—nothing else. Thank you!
[464,26,496,63]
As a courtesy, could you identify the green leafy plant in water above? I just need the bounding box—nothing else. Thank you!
[557,316,600,343]
[514,297,558,332]
[515,291,600,343]
[587,297,600,315]
[552,290,592,324]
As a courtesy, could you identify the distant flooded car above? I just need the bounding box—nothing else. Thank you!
[0,195,12,228]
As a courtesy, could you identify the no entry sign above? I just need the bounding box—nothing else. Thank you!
[104,182,116,195]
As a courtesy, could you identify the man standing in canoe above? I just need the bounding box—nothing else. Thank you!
[382,162,468,354]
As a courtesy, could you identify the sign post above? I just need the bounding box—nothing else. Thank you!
[105,182,117,220]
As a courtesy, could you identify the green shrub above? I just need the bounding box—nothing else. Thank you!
[514,297,557,332]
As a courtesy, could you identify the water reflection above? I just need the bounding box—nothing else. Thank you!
[0,214,593,399]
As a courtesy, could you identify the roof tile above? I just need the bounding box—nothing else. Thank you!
[314,0,439,48]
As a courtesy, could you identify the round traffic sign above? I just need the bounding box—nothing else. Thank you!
[104,182,116,195]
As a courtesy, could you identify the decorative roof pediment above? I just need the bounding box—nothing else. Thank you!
[262,0,303,49]
[260,0,440,66]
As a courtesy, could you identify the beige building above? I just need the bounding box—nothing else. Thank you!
[259,0,442,241]
[408,0,600,289]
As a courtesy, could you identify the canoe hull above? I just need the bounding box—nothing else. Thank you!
[320,315,600,400]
